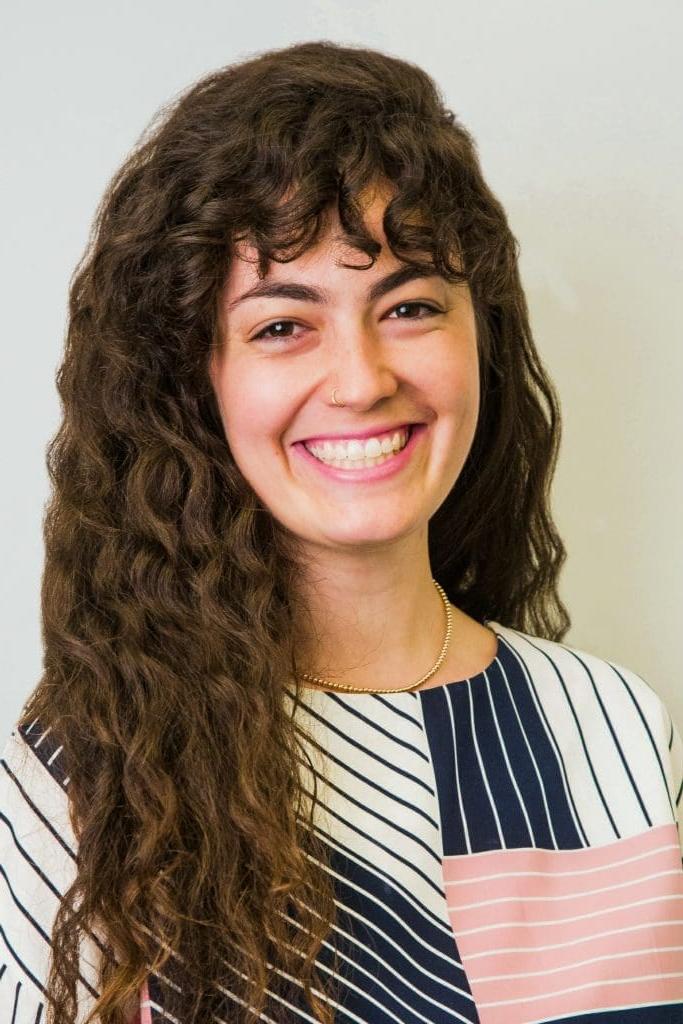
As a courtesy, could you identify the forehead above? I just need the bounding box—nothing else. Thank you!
[225,204,448,319]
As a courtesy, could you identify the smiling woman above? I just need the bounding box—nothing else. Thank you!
[2,39,682,1024]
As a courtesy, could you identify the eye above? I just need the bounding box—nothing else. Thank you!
[251,320,302,341]
[386,300,441,320]
[250,300,442,343]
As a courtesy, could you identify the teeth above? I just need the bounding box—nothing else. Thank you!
[305,427,411,467]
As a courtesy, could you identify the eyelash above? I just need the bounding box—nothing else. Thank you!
[250,301,442,342]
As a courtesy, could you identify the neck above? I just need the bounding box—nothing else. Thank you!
[290,533,447,692]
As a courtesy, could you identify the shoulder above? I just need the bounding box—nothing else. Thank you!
[1,715,80,1017]
[490,620,683,822]
[491,620,674,731]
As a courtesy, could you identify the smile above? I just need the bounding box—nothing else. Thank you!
[293,424,426,483]
[304,426,411,467]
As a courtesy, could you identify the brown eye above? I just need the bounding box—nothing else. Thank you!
[250,301,441,343]
[388,301,440,319]
[252,320,302,342]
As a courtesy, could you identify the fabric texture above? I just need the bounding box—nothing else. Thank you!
[2,620,683,1023]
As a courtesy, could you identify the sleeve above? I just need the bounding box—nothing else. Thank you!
[0,718,102,1023]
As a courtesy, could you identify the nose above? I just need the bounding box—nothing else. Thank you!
[326,323,399,409]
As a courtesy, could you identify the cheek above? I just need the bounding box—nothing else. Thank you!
[215,365,290,462]
[421,342,480,422]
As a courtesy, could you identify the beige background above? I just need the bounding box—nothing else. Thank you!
[1,0,681,732]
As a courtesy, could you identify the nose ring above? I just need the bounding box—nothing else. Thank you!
[332,387,345,407]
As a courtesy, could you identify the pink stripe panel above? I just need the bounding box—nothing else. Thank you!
[443,822,683,1024]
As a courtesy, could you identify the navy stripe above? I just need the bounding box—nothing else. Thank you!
[299,784,444,882]
[0,927,47,999]
[1,758,76,861]
[610,661,675,822]
[571,651,652,826]
[323,694,431,763]
[301,742,440,830]
[293,704,435,793]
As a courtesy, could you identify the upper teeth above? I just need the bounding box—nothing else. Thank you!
[304,427,410,461]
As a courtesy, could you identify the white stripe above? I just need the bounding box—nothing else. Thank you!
[277,927,475,1024]
[445,839,680,882]
[298,784,443,915]
[31,726,52,750]
[478,972,683,1008]
[303,853,474,997]
[216,965,328,1024]
[308,821,455,940]
[474,945,683,983]
[46,745,62,767]
[455,892,683,933]
[464,918,683,959]
[227,913,473,1024]
[143,999,183,1024]
[452,867,683,909]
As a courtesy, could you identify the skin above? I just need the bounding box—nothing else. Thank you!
[209,186,498,692]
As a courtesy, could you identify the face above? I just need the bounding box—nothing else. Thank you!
[209,190,480,557]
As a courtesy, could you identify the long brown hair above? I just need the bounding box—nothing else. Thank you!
[18,39,570,1023]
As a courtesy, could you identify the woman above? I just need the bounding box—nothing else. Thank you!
[2,39,682,1024]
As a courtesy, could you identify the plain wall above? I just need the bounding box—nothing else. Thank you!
[2,0,681,732]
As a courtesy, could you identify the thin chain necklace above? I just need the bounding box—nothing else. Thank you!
[297,580,453,694]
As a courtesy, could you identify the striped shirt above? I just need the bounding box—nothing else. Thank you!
[2,620,683,1023]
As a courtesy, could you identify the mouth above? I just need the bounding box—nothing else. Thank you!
[292,422,426,483]
[296,421,420,445]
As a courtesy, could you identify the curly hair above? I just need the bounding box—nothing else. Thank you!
[17,38,570,1024]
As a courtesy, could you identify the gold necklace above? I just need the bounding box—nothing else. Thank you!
[297,579,453,694]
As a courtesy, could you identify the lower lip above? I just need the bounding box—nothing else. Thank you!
[292,424,426,483]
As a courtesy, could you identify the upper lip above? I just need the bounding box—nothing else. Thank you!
[296,422,420,445]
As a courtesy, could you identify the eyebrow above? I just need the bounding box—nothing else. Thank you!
[225,264,443,314]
